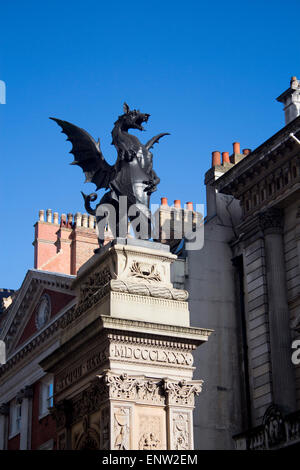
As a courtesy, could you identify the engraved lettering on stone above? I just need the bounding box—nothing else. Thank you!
[110,344,193,366]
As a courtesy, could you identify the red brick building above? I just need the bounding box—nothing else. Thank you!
[0,210,99,450]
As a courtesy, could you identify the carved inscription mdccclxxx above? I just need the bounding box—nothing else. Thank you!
[110,344,193,366]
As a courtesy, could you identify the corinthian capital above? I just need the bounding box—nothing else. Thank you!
[163,379,203,407]
[259,208,283,234]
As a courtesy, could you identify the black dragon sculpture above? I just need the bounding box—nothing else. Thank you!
[50,103,169,247]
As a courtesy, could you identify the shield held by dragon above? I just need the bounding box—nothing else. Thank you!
[50,103,169,247]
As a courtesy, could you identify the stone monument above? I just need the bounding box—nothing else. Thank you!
[43,104,212,449]
[40,238,212,450]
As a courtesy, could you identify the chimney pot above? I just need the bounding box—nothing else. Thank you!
[212,151,221,167]
[88,215,95,229]
[174,199,181,208]
[53,212,59,224]
[60,213,66,227]
[291,76,298,85]
[39,210,45,222]
[75,212,82,227]
[46,209,52,223]
[82,213,88,228]
[186,201,193,211]
[233,142,240,154]
[243,148,251,155]
[161,197,168,206]
[222,151,230,164]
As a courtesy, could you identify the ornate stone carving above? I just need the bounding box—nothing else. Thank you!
[101,372,164,405]
[136,380,165,405]
[163,379,203,406]
[50,399,73,430]
[113,407,130,450]
[138,415,162,450]
[35,294,51,330]
[263,404,285,447]
[104,373,139,400]
[172,412,191,450]
[259,208,283,233]
[139,432,160,450]
[61,267,112,329]
[71,380,107,425]
[129,261,161,282]
[110,279,188,301]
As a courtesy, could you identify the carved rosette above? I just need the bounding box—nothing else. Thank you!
[259,208,283,234]
[163,379,203,407]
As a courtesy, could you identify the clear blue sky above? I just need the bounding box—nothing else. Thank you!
[0,0,298,289]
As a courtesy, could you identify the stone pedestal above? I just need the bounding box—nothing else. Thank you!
[40,239,212,450]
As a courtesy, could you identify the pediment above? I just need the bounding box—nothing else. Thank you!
[0,269,76,356]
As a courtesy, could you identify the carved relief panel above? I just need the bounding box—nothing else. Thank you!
[169,410,193,450]
[112,405,132,450]
[134,406,166,450]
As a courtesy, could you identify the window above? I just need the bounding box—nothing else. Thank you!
[39,376,54,418]
[9,400,21,437]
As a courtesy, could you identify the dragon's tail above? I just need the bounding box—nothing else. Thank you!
[81,192,97,216]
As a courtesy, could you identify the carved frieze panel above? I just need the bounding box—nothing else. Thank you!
[171,411,192,450]
[138,415,163,450]
[113,406,131,450]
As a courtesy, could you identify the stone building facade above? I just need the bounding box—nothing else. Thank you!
[182,76,300,449]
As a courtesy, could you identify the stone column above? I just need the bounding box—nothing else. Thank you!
[164,379,203,450]
[17,386,33,450]
[259,208,296,413]
[0,403,9,450]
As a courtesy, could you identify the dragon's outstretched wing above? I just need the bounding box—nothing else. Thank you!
[145,133,170,151]
[50,117,115,190]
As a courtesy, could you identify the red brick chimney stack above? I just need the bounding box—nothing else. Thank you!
[233,142,240,154]
[222,151,230,164]
[212,151,221,167]
[34,209,99,275]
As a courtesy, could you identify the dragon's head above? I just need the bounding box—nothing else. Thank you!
[117,102,150,132]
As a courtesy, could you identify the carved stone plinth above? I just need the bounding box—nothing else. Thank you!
[40,239,212,450]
